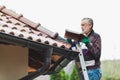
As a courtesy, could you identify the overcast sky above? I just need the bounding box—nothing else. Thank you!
[1,0,120,60]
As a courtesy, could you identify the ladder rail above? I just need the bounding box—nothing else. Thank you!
[76,43,89,80]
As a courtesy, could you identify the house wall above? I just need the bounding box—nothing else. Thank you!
[0,44,28,80]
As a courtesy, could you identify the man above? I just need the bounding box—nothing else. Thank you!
[75,17,102,80]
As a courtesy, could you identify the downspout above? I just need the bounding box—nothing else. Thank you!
[20,47,53,80]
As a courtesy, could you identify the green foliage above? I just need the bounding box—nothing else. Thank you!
[101,60,120,80]
[50,65,79,80]
[50,69,69,80]
[69,65,79,80]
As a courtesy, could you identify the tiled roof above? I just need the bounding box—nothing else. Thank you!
[0,5,71,49]
[0,5,79,80]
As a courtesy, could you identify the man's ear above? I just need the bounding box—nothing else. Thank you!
[89,24,93,29]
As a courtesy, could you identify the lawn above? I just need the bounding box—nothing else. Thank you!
[101,59,120,80]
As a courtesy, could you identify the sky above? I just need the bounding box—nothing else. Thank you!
[1,0,120,60]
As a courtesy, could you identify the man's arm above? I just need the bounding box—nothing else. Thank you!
[86,35,101,60]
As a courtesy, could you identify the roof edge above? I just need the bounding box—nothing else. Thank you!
[0,5,58,38]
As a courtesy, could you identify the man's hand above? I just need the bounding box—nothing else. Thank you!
[82,36,90,45]
[67,38,72,44]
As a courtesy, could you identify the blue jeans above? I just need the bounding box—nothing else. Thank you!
[79,68,102,80]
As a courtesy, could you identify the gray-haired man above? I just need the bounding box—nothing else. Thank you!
[75,17,102,80]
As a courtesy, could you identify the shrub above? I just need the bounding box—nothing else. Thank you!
[50,69,69,80]
[69,65,79,80]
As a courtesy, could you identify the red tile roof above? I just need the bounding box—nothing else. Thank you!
[0,5,80,80]
[0,5,71,49]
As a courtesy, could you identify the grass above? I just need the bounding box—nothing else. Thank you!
[101,59,120,80]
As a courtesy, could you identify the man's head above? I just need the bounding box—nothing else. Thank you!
[81,17,93,35]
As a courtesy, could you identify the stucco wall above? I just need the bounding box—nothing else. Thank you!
[0,45,28,80]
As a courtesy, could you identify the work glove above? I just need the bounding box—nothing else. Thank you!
[66,38,72,44]
[81,36,90,45]
[67,38,76,46]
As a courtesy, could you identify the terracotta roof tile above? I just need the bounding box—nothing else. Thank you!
[0,5,58,38]
[0,5,71,49]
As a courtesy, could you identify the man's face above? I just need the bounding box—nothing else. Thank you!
[81,20,92,35]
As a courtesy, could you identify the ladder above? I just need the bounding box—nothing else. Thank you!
[64,30,89,80]
[75,42,89,80]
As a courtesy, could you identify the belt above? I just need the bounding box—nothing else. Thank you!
[76,60,95,71]
[76,60,95,67]
[85,60,95,67]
